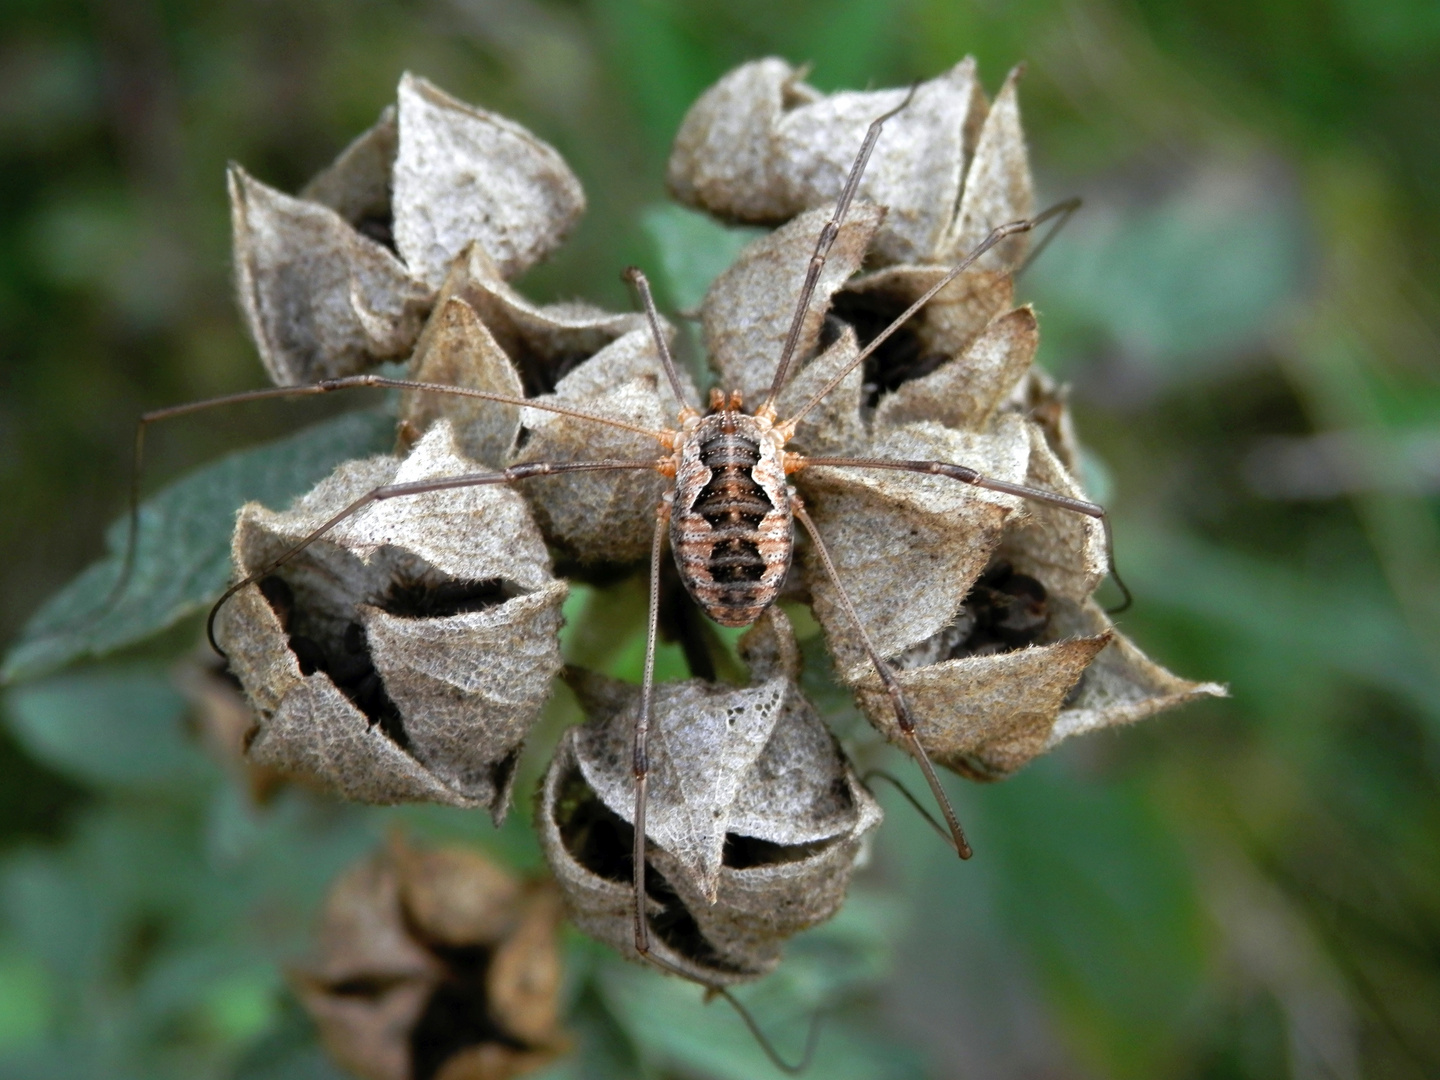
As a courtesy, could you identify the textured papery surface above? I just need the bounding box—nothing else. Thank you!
[229,164,429,385]
[871,301,1035,432]
[666,58,801,222]
[799,416,1031,671]
[702,204,883,404]
[942,67,1033,268]
[215,423,566,817]
[774,326,868,457]
[569,667,788,901]
[864,597,1224,778]
[393,73,585,288]
[538,609,881,984]
[510,332,683,567]
[669,58,991,265]
[999,422,1108,603]
[301,106,398,234]
[863,627,1112,778]
[400,295,526,469]
[294,836,567,1080]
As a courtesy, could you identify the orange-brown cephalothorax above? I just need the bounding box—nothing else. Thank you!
[670,403,792,627]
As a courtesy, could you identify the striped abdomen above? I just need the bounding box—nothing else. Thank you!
[670,414,792,627]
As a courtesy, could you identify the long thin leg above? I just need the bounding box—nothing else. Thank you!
[793,454,1132,611]
[1015,196,1080,278]
[778,199,1082,435]
[792,497,972,860]
[623,268,700,418]
[102,374,677,629]
[756,83,919,417]
[206,458,665,654]
[626,501,822,1074]
[631,500,668,961]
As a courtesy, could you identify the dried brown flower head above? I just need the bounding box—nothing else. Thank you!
[231,74,585,386]
[205,61,1225,1023]
[214,423,567,818]
[670,59,1224,777]
[294,835,568,1080]
[538,609,881,984]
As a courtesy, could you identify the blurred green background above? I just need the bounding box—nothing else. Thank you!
[2,0,1439,1077]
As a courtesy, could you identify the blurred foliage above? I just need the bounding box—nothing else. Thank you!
[2,1,1438,1078]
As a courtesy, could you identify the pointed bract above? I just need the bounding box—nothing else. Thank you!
[400,295,525,468]
[943,66,1034,268]
[229,164,429,385]
[702,203,883,402]
[301,106,398,232]
[393,73,585,288]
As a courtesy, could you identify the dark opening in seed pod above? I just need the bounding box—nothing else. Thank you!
[294,835,568,1080]
[537,609,881,985]
[215,423,567,819]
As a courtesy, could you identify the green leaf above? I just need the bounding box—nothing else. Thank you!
[640,204,765,313]
[1028,183,1305,382]
[981,761,1208,1080]
[2,667,198,788]
[595,888,919,1080]
[2,410,396,684]
[597,962,925,1080]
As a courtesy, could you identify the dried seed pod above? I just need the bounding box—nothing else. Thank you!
[294,835,568,1080]
[229,163,431,385]
[396,241,647,465]
[701,203,884,404]
[301,106,399,241]
[174,648,289,803]
[392,72,586,288]
[799,415,1033,673]
[669,58,993,266]
[214,422,567,819]
[231,74,585,386]
[538,609,881,985]
[394,242,684,566]
[863,591,1223,779]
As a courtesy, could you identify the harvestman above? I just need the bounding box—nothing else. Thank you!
[122,91,1127,1011]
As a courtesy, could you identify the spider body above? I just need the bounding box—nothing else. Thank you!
[668,391,791,628]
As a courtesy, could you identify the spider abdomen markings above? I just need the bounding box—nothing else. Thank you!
[671,413,793,627]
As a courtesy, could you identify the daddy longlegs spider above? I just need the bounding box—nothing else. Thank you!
[113,88,1129,1070]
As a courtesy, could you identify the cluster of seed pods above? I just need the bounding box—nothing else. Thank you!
[215,62,1223,1011]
